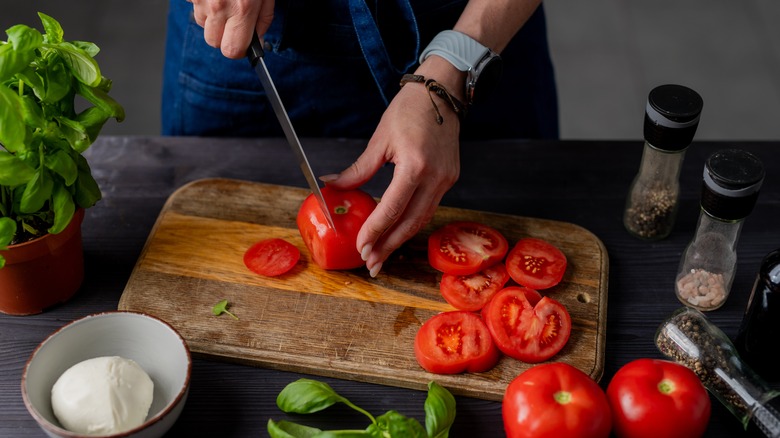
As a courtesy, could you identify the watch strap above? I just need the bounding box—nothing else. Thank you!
[419,30,490,72]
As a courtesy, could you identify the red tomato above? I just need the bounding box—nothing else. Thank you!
[503,362,612,438]
[414,311,500,374]
[506,238,567,290]
[606,359,711,438]
[243,238,300,277]
[427,221,509,276]
[440,263,510,311]
[296,186,377,270]
[482,286,571,363]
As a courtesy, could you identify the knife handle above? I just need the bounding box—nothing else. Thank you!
[247,33,265,67]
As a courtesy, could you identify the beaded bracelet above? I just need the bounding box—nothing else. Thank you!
[399,74,467,125]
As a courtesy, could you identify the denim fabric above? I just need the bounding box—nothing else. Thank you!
[161,0,559,139]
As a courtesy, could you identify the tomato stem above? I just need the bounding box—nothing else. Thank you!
[658,378,676,395]
[335,205,348,214]
[553,390,572,405]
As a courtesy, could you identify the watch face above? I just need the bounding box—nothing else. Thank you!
[471,55,503,104]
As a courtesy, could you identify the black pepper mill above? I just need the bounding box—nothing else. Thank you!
[624,84,703,240]
[736,248,780,382]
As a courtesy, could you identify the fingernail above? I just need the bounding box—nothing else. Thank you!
[360,244,372,261]
[369,262,383,278]
[319,174,338,182]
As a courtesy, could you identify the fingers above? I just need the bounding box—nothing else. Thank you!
[191,0,274,59]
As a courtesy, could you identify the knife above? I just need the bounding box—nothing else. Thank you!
[246,33,336,229]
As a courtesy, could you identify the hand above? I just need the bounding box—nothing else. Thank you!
[190,0,275,59]
[323,84,461,277]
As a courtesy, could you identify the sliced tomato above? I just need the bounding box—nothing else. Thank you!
[506,237,567,290]
[244,238,300,277]
[440,263,510,311]
[483,286,571,363]
[428,221,509,276]
[414,311,500,374]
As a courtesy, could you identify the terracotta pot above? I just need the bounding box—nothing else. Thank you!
[0,209,85,316]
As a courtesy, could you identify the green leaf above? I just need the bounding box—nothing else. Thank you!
[267,420,323,438]
[5,24,43,53]
[0,42,35,81]
[70,41,100,57]
[38,12,64,45]
[315,431,374,437]
[0,151,36,186]
[48,182,74,234]
[277,379,348,414]
[212,299,239,320]
[55,115,90,153]
[424,382,456,438]
[367,411,426,438]
[0,216,16,247]
[0,86,28,152]
[76,80,125,123]
[44,148,78,185]
[20,168,53,213]
[50,41,101,87]
[73,155,101,208]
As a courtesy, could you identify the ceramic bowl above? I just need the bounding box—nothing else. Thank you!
[22,311,191,438]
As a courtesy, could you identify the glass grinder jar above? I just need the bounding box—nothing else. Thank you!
[624,84,703,240]
[675,149,765,311]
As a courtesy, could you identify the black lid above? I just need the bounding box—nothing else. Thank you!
[700,149,765,220]
[643,84,704,151]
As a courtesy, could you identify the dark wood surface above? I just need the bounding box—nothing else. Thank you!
[1,136,778,437]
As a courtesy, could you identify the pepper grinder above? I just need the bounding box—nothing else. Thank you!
[623,84,703,240]
[736,248,780,381]
[675,149,765,311]
[656,307,780,437]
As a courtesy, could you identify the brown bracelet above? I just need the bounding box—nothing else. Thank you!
[399,74,467,125]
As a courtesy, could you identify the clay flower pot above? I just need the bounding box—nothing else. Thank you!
[0,209,85,316]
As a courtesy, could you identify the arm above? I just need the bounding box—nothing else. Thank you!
[324,0,544,277]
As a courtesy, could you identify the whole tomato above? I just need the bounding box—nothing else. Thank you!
[296,186,377,270]
[503,362,612,438]
[606,358,710,438]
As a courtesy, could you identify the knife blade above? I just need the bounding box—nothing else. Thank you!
[247,33,336,229]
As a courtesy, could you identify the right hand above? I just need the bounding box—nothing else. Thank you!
[189,0,275,59]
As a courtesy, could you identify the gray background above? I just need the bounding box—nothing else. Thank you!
[3,1,779,140]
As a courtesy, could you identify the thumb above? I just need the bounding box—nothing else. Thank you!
[320,145,386,190]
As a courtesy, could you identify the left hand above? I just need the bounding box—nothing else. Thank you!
[322,82,461,277]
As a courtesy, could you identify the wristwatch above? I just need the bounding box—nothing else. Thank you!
[419,30,503,106]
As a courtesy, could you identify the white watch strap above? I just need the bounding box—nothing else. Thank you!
[419,30,490,72]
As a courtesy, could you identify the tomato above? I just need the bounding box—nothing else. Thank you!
[427,221,509,276]
[606,358,710,438]
[482,286,571,363]
[296,186,377,270]
[506,238,567,290]
[414,311,500,374]
[244,238,300,277]
[440,263,510,311]
[503,362,612,438]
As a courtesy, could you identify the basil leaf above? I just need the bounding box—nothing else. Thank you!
[267,419,323,438]
[0,151,35,186]
[44,147,78,185]
[5,24,42,53]
[368,411,426,438]
[73,155,101,208]
[50,41,100,87]
[0,86,27,152]
[48,183,75,234]
[0,42,35,81]
[424,382,456,438]
[70,41,100,57]
[0,216,17,247]
[277,379,347,414]
[20,169,52,213]
[315,431,374,437]
[38,13,64,45]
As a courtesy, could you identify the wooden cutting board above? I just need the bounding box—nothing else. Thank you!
[118,178,608,401]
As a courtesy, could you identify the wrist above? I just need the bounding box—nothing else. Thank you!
[414,56,467,103]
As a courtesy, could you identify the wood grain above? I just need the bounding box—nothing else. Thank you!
[118,178,608,401]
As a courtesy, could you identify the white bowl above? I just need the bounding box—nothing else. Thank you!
[22,311,191,438]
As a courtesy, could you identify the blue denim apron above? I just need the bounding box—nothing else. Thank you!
[162,0,558,139]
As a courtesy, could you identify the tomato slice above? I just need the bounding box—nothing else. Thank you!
[505,237,567,290]
[414,311,500,374]
[483,286,571,363]
[427,221,509,276]
[243,238,300,277]
[440,263,510,311]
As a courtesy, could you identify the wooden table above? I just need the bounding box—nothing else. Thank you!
[1,136,778,437]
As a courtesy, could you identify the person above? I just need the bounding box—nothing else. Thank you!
[162,0,558,277]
